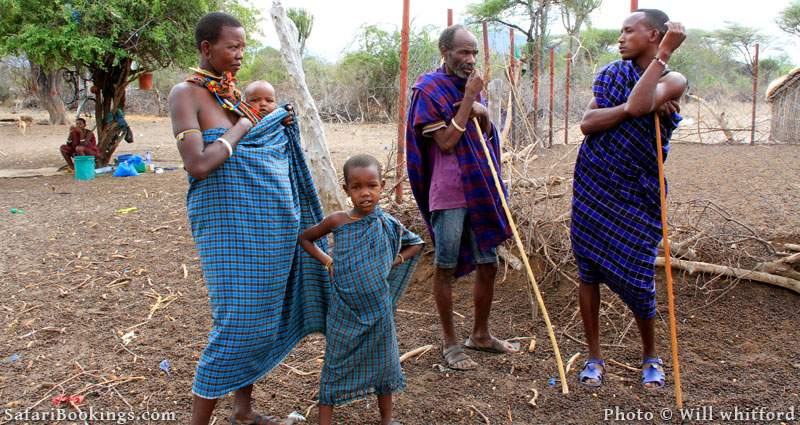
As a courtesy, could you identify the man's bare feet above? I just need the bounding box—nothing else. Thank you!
[464,335,519,354]
[442,344,478,370]
[231,411,281,425]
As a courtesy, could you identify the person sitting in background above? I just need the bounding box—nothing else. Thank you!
[60,118,99,169]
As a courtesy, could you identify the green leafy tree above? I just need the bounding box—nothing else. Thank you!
[560,0,602,52]
[0,0,259,165]
[777,1,800,37]
[578,27,618,65]
[337,24,438,120]
[467,0,557,82]
[711,23,769,76]
[287,7,314,56]
[238,46,290,84]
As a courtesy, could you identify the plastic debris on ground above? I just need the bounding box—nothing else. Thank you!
[432,363,454,373]
[159,359,171,375]
[286,411,307,424]
[115,207,139,215]
[121,330,136,345]
[113,160,139,177]
[52,395,84,406]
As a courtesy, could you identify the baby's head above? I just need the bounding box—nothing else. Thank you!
[244,80,277,116]
[342,154,384,214]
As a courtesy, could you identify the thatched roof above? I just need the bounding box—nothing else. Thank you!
[766,67,800,102]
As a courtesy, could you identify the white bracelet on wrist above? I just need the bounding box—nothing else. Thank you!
[217,137,233,158]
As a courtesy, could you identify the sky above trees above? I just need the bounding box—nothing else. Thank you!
[252,0,798,64]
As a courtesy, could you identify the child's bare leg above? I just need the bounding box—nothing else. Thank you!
[318,405,333,425]
[190,395,217,425]
[378,394,393,425]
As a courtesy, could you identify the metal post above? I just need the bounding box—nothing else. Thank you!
[482,21,490,81]
[447,8,453,26]
[630,0,638,11]
[395,0,410,203]
[564,50,571,145]
[509,28,515,86]
[533,38,540,132]
[750,43,759,145]
[548,47,554,148]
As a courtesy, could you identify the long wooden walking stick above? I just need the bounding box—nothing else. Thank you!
[654,114,683,407]
[471,117,569,394]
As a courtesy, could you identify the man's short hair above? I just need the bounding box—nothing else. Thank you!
[634,8,669,38]
[439,24,467,51]
[194,12,243,50]
[343,154,382,184]
[75,117,86,125]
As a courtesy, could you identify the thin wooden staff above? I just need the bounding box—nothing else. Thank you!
[655,114,683,408]
[471,117,568,394]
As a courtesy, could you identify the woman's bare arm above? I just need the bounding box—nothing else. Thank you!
[168,83,253,180]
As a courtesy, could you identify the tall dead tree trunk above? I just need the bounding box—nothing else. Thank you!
[30,63,69,125]
[271,0,347,213]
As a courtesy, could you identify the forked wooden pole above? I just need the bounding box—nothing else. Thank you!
[654,114,683,408]
[471,117,568,394]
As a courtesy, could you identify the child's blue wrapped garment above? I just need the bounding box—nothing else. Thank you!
[319,207,423,406]
[186,107,330,399]
[570,60,681,319]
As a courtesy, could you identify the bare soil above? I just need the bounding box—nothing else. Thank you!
[1,108,799,424]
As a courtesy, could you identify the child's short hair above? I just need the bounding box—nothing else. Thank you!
[244,80,274,98]
[343,154,382,184]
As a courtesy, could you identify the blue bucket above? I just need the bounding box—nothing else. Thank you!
[74,156,96,181]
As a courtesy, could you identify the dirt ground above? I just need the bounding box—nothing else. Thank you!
[1,107,799,424]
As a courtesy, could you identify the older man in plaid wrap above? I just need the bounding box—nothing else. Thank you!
[407,25,518,371]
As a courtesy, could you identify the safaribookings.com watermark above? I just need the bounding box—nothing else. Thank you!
[3,407,178,423]
[603,405,797,422]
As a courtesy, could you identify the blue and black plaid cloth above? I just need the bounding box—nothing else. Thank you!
[319,207,423,406]
[187,107,330,399]
[406,66,512,277]
[571,60,681,319]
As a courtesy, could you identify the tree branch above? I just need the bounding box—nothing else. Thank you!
[487,18,532,39]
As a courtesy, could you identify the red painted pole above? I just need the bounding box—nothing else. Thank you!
[509,28,515,86]
[395,0,410,203]
[564,50,571,145]
[750,43,759,145]
[482,21,490,81]
[630,0,638,11]
[447,8,453,26]
[533,38,540,132]
[548,47,554,148]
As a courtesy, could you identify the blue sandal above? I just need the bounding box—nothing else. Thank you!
[578,358,606,387]
[641,356,666,389]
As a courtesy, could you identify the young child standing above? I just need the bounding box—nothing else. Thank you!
[299,154,424,425]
